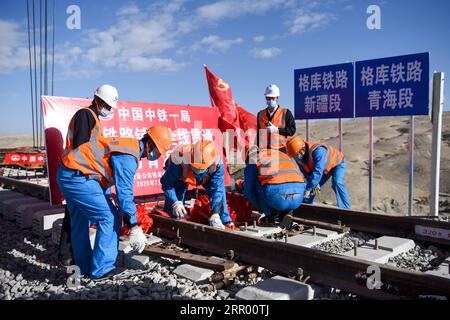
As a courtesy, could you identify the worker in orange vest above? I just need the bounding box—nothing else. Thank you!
[59,84,119,267]
[241,145,306,229]
[161,140,233,230]
[256,84,296,153]
[286,136,351,209]
[56,125,173,280]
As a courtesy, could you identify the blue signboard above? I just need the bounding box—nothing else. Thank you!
[294,63,354,119]
[355,52,429,117]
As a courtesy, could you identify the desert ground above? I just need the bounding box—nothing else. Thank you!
[1,112,449,217]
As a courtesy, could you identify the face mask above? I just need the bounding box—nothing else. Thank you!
[295,154,304,162]
[99,107,111,117]
[266,100,278,109]
[192,167,207,175]
[147,148,161,161]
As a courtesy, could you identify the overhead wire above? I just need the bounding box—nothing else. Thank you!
[26,0,36,148]
[51,0,55,96]
[32,0,38,148]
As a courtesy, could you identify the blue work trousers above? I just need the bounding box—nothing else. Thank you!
[56,165,119,279]
[303,159,351,209]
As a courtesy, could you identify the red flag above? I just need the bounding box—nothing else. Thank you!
[204,65,257,152]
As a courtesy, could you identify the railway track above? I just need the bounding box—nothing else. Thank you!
[1,175,450,300]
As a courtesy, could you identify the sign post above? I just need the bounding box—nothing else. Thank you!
[305,119,309,141]
[430,72,445,217]
[369,117,373,211]
[408,115,414,216]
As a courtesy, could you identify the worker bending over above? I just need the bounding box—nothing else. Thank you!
[59,84,119,266]
[286,136,351,209]
[161,140,233,230]
[57,125,172,280]
[241,145,306,229]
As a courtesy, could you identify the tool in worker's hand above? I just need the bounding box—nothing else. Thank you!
[234,179,244,193]
[257,213,266,224]
[279,212,293,230]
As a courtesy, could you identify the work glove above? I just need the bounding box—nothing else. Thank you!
[172,201,187,219]
[304,190,311,198]
[209,213,225,230]
[311,185,321,196]
[129,226,147,253]
[266,122,279,133]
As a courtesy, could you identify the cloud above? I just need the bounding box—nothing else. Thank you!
[116,3,141,16]
[81,1,190,72]
[191,35,244,53]
[0,20,30,74]
[197,0,286,22]
[289,11,334,34]
[0,0,340,76]
[253,35,265,43]
[251,47,281,58]
[119,56,186,72]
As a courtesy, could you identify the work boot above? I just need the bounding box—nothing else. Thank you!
[59,256,74,267]
[59,207,74,266]
[92,268,125,282]
[279,212,293,230]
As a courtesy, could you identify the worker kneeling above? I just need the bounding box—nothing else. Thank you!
[286,136,351,209]
[161,140,233,230]
[242,145,306,229]
[56,125,172,280]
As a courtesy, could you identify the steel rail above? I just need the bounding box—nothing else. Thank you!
[151,214,450,300]
[0,176,49,200]
[294,204,450,247]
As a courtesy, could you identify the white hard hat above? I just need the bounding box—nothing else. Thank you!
[264,84,280,98]
[94,84,119,109]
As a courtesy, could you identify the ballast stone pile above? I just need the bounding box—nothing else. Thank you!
[388,245,449,272]
[312,231,376,254]
[0,214,265,301]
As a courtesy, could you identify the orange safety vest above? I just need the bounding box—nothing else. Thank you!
[61,136,141,189]
[256,149,305,185]
[257,106,288,150]
[169,144,221,186]
[300,142,344,175]
[64,108,101,155]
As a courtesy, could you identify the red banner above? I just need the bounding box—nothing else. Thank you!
[42,96,230,205]
[2,153,46,167]
[204,65,257,152]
